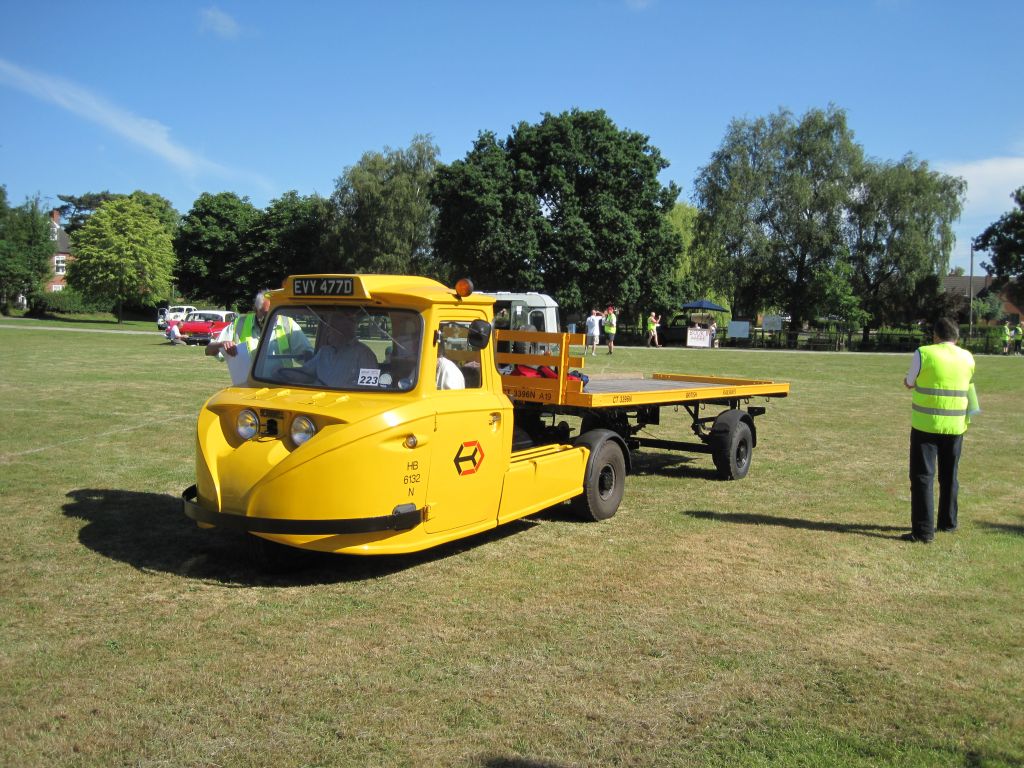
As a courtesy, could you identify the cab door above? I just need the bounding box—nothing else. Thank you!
[423,315,511,534]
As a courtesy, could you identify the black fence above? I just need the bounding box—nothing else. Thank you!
[719,329,1008,355]
[584,324,1010,354]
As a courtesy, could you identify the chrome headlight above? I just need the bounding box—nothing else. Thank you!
[236,409,259,440]
[290,415,317,446]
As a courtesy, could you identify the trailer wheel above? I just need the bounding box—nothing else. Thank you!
[573,435,626,521]
[712,420,752,480]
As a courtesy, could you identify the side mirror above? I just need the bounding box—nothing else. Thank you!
[468,319,492,350]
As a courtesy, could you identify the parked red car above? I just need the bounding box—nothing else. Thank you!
[173,310,237,345]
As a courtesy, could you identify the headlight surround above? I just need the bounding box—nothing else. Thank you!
[236,409,259,440]
[290,415,317,446]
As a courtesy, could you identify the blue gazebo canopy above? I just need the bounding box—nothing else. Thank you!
[681,298,727,312]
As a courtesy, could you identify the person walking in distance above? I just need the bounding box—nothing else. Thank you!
[603,305,617,354]
[646,311,662,347]
[902,318,979,543]
[584,309,602,356]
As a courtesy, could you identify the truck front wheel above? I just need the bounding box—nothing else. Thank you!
[573,435,626,521]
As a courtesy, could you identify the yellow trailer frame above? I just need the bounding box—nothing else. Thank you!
[495,330,790,406]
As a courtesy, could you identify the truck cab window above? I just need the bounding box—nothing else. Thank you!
[438,321,482,389]
[252,306,422,392]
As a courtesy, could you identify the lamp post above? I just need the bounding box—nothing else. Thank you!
[968,244,974,340]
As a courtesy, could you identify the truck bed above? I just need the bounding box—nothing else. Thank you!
[494,330,790,407]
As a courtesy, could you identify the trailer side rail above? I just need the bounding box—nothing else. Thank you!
[495,330,790,406]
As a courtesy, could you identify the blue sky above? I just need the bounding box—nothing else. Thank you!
[1,1,1021,273]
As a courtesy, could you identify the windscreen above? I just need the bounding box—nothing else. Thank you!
[251,306,422,392]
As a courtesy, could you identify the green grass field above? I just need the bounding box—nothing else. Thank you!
[1,317,1021,768]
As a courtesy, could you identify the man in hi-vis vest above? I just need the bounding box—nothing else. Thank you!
[206,289,310,385]
[603,305,617,354]
[902,318,979,543]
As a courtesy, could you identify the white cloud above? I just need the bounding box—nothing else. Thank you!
[0,57,270,193]
[937,154,1023,267]
[199,7,240,39]
[938,155,1024,223]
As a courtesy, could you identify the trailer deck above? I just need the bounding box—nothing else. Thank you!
[494,330,790,406]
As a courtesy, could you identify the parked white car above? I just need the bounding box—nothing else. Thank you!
[158,305,197,330]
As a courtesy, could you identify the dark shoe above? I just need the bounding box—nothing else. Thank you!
[900,533,934,543]
[938,526,958,533]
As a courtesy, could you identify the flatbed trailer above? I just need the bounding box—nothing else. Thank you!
[493,329,789,483]
[182,274,790,557]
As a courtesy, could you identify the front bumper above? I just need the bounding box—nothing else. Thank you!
[182,485,423,535]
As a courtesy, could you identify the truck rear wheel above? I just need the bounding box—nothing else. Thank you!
[712,420,752,480]
[573,435,626,521]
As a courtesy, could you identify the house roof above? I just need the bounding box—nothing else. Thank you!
[943,274,992,299]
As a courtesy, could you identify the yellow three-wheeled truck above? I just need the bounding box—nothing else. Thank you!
[183,274,789,555]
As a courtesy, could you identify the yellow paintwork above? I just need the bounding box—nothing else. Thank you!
[187,274,589,555]
[186,274,789,556]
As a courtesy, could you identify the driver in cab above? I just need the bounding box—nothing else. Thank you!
[286,310,377,388]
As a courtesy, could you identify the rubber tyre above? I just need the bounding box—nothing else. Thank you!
[573,439,626,521]
[712,420,752,480]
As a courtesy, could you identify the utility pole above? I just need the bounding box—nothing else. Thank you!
[968,244,974,340]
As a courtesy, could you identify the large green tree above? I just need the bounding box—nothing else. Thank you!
[238,191,336,296]
[0,188,54,315]
[127,191,180,239]
[174,192,260,308]
[974,186,1024,306]
[694,106,862,328]
[432,109,682,317]
[66,197,175,322]
[57,191,121,235]
[846,156,965,338]
[59,190,178,245]
[332,135,440,276]
[430,130,541,288]
[665,201,712,308]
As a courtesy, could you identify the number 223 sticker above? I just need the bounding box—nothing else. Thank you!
[358,368,380,386]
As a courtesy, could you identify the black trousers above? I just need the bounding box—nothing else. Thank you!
[909,428,963,538]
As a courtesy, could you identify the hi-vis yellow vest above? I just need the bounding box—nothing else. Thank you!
[235,313,291,353]
[911,343,975,435]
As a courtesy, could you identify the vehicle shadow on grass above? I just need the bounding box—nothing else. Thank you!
[976,520,1024,537]
[62,488,536,586]
[630,452,721,481]
[683,510,907,540]
[481,757,573,768]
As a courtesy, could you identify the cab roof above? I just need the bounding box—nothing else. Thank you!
[274,274,496,311]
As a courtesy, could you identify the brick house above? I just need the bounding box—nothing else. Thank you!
[45,209,72,292]
[943,274,1022,323]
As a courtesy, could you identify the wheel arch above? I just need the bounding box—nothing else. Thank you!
[573,427,632,474]
[710,408,757,448]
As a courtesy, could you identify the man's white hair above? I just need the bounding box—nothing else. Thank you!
[254,289,271,310]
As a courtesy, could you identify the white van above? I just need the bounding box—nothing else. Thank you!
[480,292,559,333]
[158,304,197,330]
[480,291,561,355]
